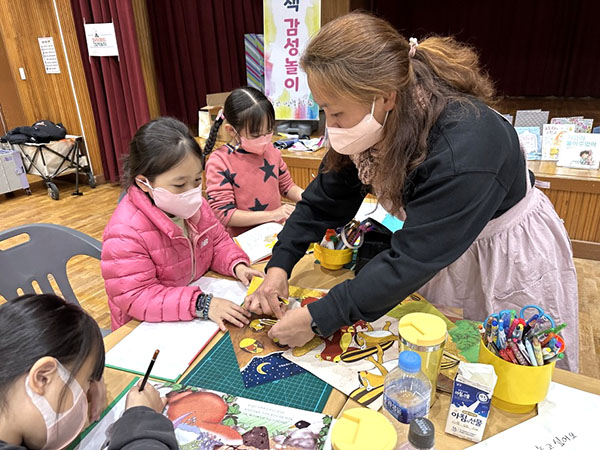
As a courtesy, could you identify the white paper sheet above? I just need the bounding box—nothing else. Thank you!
[105,277,247,381]
[472,382,600,449]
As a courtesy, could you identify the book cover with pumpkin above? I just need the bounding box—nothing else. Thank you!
[71,380,333,450]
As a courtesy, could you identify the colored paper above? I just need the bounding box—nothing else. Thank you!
[227,277,327,387]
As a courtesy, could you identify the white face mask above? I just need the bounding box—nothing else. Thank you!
[326,100,388,155]
[25,360,88,450]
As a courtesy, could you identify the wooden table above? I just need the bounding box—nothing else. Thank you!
[102,254,600,449]
[528,160,600,260]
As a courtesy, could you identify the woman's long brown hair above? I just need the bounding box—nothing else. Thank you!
[300,12,496,214]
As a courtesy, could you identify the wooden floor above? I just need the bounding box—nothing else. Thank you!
[1,179,599,378]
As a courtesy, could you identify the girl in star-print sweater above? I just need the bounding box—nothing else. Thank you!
[204,87,304,237]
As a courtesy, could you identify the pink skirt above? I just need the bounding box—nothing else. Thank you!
[419,187,579,372]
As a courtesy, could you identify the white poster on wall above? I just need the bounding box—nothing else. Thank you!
[84,22,119,57]
[38,37,61,74]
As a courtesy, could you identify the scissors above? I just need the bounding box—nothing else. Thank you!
[518,304,556,329]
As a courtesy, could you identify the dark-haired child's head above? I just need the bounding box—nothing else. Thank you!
[0,294,105,448]
[204,87,276,155]
[123,117,204,195]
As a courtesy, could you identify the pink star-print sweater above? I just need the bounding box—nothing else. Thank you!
[205,143,296,236]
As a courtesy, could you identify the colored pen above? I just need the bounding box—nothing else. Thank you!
[508,340,529,366]
[535,323,567,337]
[504,346,520,365]
[544,353,565,364]
[525,338,538,367]
[540,332,556,347]
[497,325,507,350]
[278,296,290,305]
[507,317,518,339]
[499,348,513,363]
[139,349,159,391]
[491,319,499,344]
[512,323,524,340]
[531,337,544,366]
[516,340,532,365]
[523,314,539,336]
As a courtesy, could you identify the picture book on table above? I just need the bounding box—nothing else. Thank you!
[226,277,327,387]
[514,109,549,132]
[557,133,600,170]
[541,123,575,161]
[283,292,459,411]
[551,116,594,133]
[515,127,541,160]
[70,379,333,450]
[233,222,284,263]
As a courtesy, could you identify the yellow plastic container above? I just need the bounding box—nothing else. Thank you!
[331,408,397,450]
[479,340,555,413]
[398,312,447,405]
[314,243,353,270]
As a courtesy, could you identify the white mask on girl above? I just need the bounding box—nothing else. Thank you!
[139,179,203,219]
[24,360,88,450]
[326,100,388,155]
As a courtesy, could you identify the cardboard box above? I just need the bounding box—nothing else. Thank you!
[198,92,231,141]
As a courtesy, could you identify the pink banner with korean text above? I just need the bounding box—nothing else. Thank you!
[264,0,320,120]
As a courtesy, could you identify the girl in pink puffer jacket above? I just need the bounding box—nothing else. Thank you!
[101,117,263,330]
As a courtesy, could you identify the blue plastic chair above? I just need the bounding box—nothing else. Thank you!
[0,223,110,336]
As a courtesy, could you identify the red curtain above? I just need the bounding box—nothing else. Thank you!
[369,0,600,97]
[71,0,150,183]
[146,0,263,128]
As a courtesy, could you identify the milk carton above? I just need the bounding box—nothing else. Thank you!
[445,362,497,443]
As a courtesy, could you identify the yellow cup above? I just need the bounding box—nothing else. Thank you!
[478,340,555,413]
[331,408,397,450]
[314,243,353,270]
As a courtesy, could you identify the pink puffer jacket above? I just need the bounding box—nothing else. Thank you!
[101,186,250,330]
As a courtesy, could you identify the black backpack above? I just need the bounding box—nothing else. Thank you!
[1,120,67,144]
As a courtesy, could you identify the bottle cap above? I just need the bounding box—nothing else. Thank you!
[399,312,447,346]
[398,350,421,373]
[331,408,397,450]
[408,417,435,449]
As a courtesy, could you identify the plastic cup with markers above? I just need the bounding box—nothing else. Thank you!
[480,305,565,413]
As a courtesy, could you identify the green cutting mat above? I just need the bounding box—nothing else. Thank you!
[182,334,333,412]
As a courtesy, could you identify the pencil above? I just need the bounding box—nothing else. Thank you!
[139,349,159,391]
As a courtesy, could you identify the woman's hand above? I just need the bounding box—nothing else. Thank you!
[268,307,315,347]
[125,382,167,413]
[244,267,289,318]
[87,377,107,423]
[208,297,251,331]
[234,263,264,286]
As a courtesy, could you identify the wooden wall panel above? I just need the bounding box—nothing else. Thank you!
[0,33,26,132]
[132,0,161,119]
[0,0,103,180]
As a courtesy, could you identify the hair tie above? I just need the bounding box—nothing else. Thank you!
[408,37,418,58]
[217,108,225,122]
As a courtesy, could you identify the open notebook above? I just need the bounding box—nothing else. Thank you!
[104,277,248,382]
[233,221,284,263]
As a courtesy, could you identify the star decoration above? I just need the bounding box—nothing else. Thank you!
[259,158,277,182]
[218,202,236,216]
[218,169,240,188]
[249,198,268,211]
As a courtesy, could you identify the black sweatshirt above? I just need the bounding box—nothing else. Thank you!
[266,99,530,337]
[0,407,177,450]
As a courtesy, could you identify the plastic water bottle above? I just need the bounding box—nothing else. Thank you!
[383,351,432,443]
[397,417,436,449]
